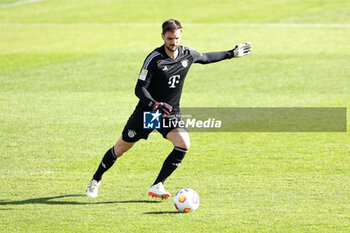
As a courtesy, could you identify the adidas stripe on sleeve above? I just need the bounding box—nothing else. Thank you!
[138,51,161,81]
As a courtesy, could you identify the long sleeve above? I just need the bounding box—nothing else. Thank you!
[134,50,162,107]
[135,80,156,107]
[190,48,234,64]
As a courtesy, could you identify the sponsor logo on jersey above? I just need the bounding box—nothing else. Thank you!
[168,75,181,88]
[162,66,168,71]
[138,69,148,81]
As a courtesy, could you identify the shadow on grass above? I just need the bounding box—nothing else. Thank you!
[0,194,161,205]
[144,211,183,215]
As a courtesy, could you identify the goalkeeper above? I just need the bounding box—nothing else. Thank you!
[86,19,252,198]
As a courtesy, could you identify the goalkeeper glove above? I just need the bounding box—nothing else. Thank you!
[233,42,252,57]
[153,102,173,117]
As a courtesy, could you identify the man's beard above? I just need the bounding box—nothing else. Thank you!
[165,44,178,52]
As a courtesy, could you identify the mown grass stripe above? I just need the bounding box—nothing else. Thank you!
[0,0,44,8]
[1,22,350,28]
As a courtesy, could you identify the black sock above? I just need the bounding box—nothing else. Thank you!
[93,147,117,182]
[153,146,187,185]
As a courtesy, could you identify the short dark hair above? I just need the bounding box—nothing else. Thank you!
[162,19,182,34]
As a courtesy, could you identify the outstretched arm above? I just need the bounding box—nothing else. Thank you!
[192,42,252,64]
[195,50,234,64]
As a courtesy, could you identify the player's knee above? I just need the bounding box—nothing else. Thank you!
[175,139,190,150]
[183,140,190,150]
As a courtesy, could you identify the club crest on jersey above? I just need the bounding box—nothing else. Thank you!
[181,59,188,68]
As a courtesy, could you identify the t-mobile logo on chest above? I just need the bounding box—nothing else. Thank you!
[168,75,181,88]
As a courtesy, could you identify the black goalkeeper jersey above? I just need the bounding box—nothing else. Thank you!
[134,45,234,114]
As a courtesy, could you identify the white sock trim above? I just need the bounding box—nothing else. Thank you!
[174,146,188,153]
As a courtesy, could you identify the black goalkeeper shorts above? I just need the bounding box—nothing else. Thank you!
[121,111,187,142]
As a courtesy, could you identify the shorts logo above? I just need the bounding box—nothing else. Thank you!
[143,111,161,129]
[127,129,136,138]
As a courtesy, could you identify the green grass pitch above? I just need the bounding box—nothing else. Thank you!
[1,0,350,232]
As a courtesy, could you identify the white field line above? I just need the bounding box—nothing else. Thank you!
[189,23,350,28]
[0,0,44,8]
[1,22,350,28]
